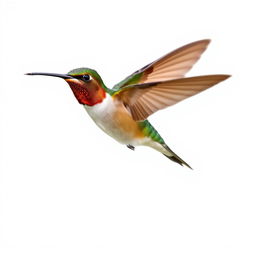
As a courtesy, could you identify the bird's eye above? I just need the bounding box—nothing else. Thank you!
[82,74,91,81]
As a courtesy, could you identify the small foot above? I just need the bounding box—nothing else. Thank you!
[127,144,135,151]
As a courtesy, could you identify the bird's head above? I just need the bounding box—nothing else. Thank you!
[26,68,108,106]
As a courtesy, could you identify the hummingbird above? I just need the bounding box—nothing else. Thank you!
[26,39,230,169]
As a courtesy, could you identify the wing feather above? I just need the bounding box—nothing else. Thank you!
[117,75,230,121]
[113,39,211,90]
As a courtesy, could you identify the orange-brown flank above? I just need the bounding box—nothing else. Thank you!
[111,98,145,139]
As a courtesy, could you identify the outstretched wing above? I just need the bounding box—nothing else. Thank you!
[112,39,210,91]
[114,75,230,121]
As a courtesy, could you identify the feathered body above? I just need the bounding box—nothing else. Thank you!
[84,93,170,157]
[27,40,230,168]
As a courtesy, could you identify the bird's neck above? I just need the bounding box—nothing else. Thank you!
[67,80,107,106]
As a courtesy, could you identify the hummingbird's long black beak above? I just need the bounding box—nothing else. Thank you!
[25,72,73,79]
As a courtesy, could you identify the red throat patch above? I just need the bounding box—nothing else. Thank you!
[66,79,106,106]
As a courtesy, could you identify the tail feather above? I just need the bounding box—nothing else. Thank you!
[163,153,192,169]
[163,144,192,169]
[140,120,192,169]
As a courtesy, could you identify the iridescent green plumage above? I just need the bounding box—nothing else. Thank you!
[139,120,164,144]
[113,72,144,91]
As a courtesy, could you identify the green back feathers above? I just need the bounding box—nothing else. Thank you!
[112,72,144,91]
[139,120,164,144]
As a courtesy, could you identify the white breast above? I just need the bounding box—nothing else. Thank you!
[84,94,132,144]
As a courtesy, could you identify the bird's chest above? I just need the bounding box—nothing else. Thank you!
[84,95,143,144]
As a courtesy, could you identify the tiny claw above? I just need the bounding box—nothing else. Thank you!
[127,144,135,151]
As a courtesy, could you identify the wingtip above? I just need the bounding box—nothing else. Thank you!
[219,74,231,81]
[202,39,211,48]
[185,39,211,48]
[202,38,211,44]
[193,39,211,46]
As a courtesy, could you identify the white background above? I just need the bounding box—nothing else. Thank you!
[0,0,255,255]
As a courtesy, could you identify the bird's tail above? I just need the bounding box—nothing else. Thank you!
[162,144,192,169]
